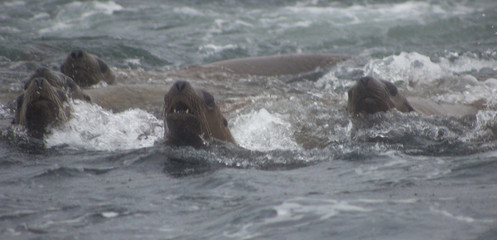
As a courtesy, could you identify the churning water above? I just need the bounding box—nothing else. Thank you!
[1,0,497,239]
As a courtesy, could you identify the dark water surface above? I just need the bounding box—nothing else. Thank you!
[1,0,497,239]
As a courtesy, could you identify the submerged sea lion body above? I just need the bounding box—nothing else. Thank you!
[13,68,89,137]
[80,53,351,113]
[202,53,351,76]
[406,97,479,118]
[61,49,116,87]
[347,76,479,117]
[84,84,169,115]
[163,81,235,147]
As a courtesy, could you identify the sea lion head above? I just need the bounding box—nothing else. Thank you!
[14,76,71,138]
[29,67,91,102]
[60,49,116,87]
[163,81,235,147]
[347,76,413,115]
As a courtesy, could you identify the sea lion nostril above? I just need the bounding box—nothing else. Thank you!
[34,78,44,87]
[359,76,371,86]
[174,81,188,92]
[71,50,83,59]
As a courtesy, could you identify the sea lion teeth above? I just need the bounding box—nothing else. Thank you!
[163,80,235,147]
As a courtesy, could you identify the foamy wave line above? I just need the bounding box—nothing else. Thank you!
[286,1,473,25]
[46,101,163,151]
[39,1,123,34]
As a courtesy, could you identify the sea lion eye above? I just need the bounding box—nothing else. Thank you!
[382,81,398,96]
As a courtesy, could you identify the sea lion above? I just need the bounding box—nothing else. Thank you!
[76,52,351,114]
[60,49,350,87]
[163,81,235,147]
[28,67,91,102]
[13,68,91,138]
[347,76,479,117]
[202,53,351,76]
[60,49,116,87]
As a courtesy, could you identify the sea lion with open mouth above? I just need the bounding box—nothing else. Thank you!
[347,76,479,117]
[13,67,91,138]
[163,81,235,147]
[61,49,116,87]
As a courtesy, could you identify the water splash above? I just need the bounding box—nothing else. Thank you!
[45,101,163,151]
[231,108,300,151]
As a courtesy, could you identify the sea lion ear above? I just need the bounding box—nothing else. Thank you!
[201,90,216,109]
[97,58,109,73]
[381,80,398,96]
[82,93,92,103]
[64,77,78,90]
[56,90,69,102]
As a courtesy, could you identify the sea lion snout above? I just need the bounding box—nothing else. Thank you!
[33,77,44,88]
[70,50,84,59]
[173,81,188,92]
[359,76,372,87]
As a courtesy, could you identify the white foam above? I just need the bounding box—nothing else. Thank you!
[364,52,446,84]
[363,52,497,107]
[46,101,163,151]
[199,44,239,55]
[39,1,123,34]
[285,1,473,26]
[231,108,300,151]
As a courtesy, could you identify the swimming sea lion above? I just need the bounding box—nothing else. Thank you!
[78,52,351,114]
[13,68,91,138]
[60,49,116,87]
[61,50,350,87]
[347,76,479,117]
[202,53,351,76]
[28,67,91,102]
[163,81,235,147]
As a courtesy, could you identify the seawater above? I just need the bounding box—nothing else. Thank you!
[1,0,497,239]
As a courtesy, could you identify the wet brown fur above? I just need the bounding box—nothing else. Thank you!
[163,81,235,147]
[61,50,116,87]
[14,68,91,138]
[347,76,479,117]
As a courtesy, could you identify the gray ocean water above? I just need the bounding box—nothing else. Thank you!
[1,0,497,239]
